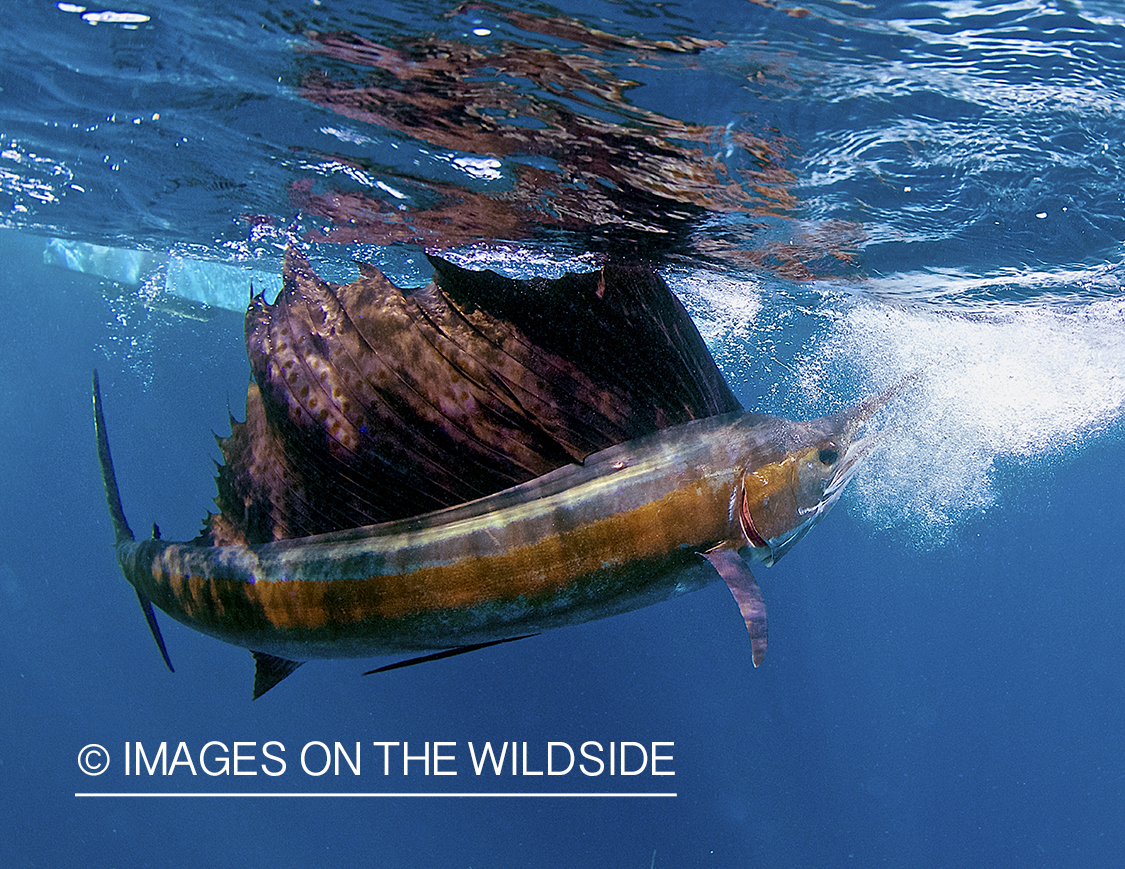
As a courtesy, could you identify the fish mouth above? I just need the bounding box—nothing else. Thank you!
[822,428,881,503]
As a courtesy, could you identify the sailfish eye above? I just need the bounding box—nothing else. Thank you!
[818,447,839,466]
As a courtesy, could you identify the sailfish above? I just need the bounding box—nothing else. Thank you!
[94,250,907,698]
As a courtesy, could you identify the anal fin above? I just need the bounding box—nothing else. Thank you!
[251,651,304,700]
[703,549,769,667]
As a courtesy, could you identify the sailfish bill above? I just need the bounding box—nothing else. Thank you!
[94,251,911,698]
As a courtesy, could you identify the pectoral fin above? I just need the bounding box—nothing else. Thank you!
[703,549,769,667]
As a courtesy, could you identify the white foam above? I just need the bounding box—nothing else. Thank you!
[666,269,764,362]
[673,267,1125,542]
[813,297,1125,541]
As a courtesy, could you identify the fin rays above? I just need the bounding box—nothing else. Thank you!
[208,251,739,545]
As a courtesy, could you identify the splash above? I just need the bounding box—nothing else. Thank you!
[672,265,1125,542]
[665,269,764,354]
[812,297,1125,542]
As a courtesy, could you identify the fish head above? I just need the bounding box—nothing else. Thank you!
[737,375,915,565]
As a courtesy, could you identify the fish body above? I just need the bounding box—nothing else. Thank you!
[93,252,907,697]
[115,411,770,660]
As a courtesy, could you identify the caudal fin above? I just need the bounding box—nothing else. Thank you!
[92,370,174,673]
[92,370,134,546]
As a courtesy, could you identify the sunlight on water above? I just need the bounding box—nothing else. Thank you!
[817,296,1125,541]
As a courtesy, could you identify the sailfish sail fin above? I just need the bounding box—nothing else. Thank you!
[206,251,740,545]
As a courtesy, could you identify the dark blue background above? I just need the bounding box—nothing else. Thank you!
[2,224,1123,867]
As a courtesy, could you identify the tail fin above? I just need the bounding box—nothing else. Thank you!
[92,371,174,673]
[136,588,175,673]
[92,370,134,546]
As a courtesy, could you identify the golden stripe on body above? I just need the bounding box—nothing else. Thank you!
[160,484,730,630]
[136,448,742,639]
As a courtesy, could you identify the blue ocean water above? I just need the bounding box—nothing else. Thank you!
[2,1,1125,867]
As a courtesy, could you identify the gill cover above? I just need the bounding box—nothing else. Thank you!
[738,376,916,565]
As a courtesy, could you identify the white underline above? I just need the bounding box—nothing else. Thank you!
[76,792,676,798]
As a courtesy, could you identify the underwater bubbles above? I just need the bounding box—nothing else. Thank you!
[815,297,1125,543]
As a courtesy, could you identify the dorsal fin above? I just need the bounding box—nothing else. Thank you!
[206,250,739,544]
